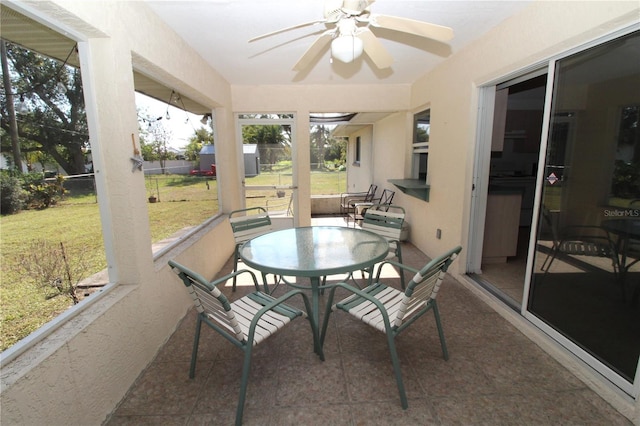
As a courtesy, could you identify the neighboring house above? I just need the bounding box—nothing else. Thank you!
[0,2,638,425]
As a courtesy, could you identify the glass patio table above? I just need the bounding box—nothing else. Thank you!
[239,226,389,350]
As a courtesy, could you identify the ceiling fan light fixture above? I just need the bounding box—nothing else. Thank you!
[331,34,363,63]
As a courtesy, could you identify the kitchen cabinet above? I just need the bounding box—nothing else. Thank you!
[482,190,522,263]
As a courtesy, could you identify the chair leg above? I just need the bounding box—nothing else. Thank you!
[260,272,270,293]
[540,243,558,272]
[396,245,405,290]
[319,288,337,350]
[232,245,240,292]
[235,346,253,426]
[432,301,449,361]
[189,314,203,379]
[386,333,408,409]
[267,274,281,295]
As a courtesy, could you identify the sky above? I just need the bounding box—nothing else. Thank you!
[135,92,209,150]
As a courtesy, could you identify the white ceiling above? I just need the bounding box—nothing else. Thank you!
[146,0,532,86]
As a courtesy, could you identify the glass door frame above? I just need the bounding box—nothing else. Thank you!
[236,113,298,223]
[469,24,640,398]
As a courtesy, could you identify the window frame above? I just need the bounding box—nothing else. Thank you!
[412,108,431,181]
[353,135,361,166]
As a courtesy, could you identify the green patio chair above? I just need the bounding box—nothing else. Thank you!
[320,246,462,410]
[229,207,275,292]
[168,260,323,426]
[350,189,396,227]
[340,184,377,220]
[361,204,406,289]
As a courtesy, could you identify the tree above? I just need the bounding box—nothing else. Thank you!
[139,118,174,173]
[310,124,331,170]
[242,123,290,170]
[1,41,24,173]
[0,43,89,175]
[183,127,214,162]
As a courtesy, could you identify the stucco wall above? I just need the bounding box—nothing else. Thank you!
[346,126,374,193]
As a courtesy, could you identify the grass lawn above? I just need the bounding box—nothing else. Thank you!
[0,170,346,351]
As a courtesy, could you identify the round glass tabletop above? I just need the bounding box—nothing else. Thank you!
[239,226,389,277]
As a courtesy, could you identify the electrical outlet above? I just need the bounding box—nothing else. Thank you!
[436,229,442,239]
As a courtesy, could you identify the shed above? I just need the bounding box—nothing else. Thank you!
[198,144,260,177]
[242,144,260,177]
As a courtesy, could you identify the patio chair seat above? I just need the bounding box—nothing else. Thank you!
[320,246,462,410]
[169,260,323,426]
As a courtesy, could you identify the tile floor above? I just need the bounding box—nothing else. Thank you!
[106,218,632,425]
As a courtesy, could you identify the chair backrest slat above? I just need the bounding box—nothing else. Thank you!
[392,247,461,327]
[169,261,246,342]
[229,210,273,244]
[364,184,378,202]
[377,189,395,206]
[363,205,405,243]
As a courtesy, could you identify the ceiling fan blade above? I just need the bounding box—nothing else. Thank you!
[370,14,453,42]
[249,19,327,43]
[292,31,334,72]
[342,0,375,15]
[358,28,393,69]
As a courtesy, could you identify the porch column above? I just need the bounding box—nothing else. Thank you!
[213,106,242,213]
[295,112,311,226]
[79,37,153,284]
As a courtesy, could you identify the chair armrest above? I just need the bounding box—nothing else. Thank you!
[374,260,419,281]
[340,191,367,199]
[211,269,261,291]
[341,194,368,205]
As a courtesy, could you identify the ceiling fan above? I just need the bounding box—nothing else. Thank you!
[248,0,454,71]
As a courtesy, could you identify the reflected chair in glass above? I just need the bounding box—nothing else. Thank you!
[320,246,462,409]
[168,260,323,426]
[228,207,275,292]
[540,208,619,277]
[340,184,377,220]
[361,204,406,289]
[630,200,640,261]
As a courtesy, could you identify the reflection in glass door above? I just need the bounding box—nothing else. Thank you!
[528,31,639,393]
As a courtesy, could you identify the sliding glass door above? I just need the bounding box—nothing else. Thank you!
[527,30,639,394]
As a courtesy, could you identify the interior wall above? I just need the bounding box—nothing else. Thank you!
[369,112,409,196]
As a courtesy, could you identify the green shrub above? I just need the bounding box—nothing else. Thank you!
[0,172,27,215]
[611,161,640,199]
[0,172,67,214]
[21,172,66,209]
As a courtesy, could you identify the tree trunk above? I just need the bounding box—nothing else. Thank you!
[1,41,25,173]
